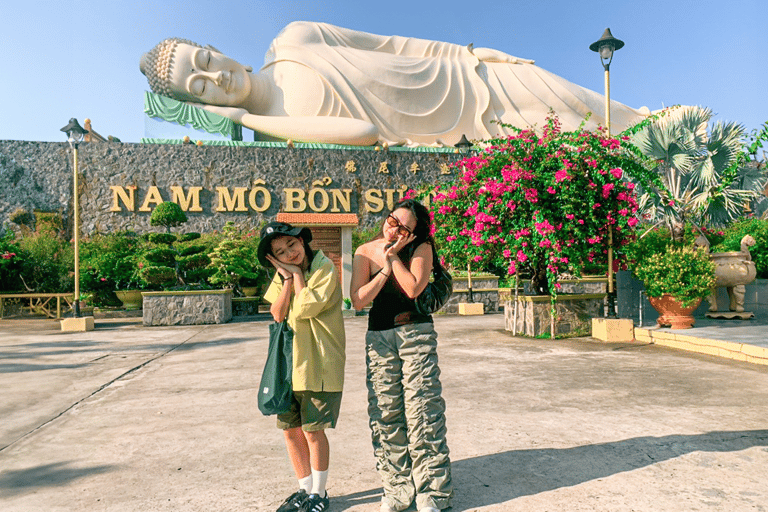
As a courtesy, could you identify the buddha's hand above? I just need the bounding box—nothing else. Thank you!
[184,103,248,123]
[471,47,535,65]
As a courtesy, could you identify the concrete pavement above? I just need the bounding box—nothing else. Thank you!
[1,314,768,511]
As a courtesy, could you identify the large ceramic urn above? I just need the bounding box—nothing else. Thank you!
[706,235,757,318]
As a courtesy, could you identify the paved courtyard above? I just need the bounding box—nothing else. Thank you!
[1,314,768,511]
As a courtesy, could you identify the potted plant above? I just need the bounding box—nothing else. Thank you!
[632,244,716,329]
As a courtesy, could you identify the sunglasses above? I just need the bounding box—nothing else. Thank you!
[386,214,413,237]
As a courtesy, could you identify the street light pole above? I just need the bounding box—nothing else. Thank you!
[590,29,625,318]
[60,118,89,318]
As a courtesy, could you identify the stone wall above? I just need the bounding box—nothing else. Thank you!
[0,140,462,236]
[142,290,232,326]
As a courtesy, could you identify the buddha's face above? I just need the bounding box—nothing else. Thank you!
[168,43,251,106]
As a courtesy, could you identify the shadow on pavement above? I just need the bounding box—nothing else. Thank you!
[0,461,118,498]
[333,429,768,511]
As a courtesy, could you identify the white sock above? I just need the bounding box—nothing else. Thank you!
[298,474,312,493]
[310,468,328,496]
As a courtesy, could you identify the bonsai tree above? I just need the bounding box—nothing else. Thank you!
[150,201,188,233]
[138,232,212,290]
[208,222,268,295]
[427,113,663,297]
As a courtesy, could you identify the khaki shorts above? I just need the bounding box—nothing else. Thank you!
[277,390,343,432]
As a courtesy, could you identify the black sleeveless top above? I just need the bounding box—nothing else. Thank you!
[368,269,432,331]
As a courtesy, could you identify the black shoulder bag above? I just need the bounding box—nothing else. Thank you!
[414,251,453,315]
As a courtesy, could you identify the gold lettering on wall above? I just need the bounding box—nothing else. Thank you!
[110,185,135,212]
[139,186,164,212]
[171,186,203,212]
[440,163,452,175]
[215,187,248,212]
[364,189,384,213]
[248,180,272,212]
[284,188,307,212]
[330,189,352,212]
[345,160,357,173]
[410,162,421,174]
[378,162,390,174]
[308,188,330,212]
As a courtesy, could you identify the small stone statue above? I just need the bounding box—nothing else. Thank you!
[707,235,757,318]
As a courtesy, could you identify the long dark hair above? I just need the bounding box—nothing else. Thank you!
[389,198,439,266]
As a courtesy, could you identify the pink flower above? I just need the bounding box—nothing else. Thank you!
[503,249,512,258]
[547,186,556,194]
[517,250,528,263]
[610,168,623,179]
[627,217,639,227]
[554,169,571,183]
[602,183,614,198]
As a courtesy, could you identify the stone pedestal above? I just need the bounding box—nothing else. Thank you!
[142,290,232,326]
[458,302,484,315]
[60,316,95,332]
[591,318,634,342]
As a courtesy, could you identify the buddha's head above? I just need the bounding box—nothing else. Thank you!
[140,38,253,107]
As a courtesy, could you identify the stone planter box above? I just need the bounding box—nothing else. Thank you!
[232,297,262,316]
[142,290,232,326]
[442,273,499,314]
[504,294,605,337]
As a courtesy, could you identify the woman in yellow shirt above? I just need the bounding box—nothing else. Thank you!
[260,221,345,512]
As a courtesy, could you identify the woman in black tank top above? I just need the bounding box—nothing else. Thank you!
[350,199,453,512]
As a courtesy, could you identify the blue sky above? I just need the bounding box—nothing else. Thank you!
[2,0,765,143]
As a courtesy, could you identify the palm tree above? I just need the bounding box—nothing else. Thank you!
[629,106,765,239]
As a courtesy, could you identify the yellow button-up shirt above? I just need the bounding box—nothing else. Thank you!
[264,251,346,392]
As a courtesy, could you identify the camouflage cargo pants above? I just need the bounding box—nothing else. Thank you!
[365,322,453,511]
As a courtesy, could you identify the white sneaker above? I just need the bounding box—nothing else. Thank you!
[419,508,440,512]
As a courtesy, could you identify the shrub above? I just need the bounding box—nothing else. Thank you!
[426,113,664,295]
[0,230,25,292]
[16,230,73,293]
[712,218,768,278]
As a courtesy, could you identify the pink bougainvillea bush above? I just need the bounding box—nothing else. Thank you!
[426,114,664,296]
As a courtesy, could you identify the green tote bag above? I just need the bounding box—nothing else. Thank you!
[258,320,294,415]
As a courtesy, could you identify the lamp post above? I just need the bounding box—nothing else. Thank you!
[590,28,624,318]
[60,118,89,318]
[455,134,475,302]
[589,28,624,135]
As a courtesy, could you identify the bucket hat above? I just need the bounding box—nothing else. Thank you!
[257,221,312,267]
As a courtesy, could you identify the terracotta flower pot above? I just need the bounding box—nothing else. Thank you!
[648,294,702,329]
